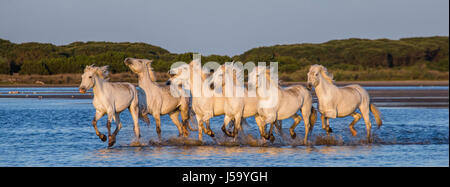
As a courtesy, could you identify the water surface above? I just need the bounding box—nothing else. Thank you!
[0,89,448,167]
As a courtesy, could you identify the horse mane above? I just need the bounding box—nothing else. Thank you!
[146,62,156,82]
[85,65,110,80]
[316,64,334,84]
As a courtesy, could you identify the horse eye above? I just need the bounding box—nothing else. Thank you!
[89,76,92,78]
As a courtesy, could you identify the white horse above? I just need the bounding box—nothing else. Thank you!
[250,66,317,144]
[209,63,272,142]
[167,59,226,141]
[209,63,246,139]
[307,64,382,141]
[124,58,191,140]
[79,65,142,147]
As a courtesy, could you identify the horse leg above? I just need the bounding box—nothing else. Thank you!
[180,107,191,136]
[320,113,326,130]
[92,111,106,142]
[109,113,122,147]
[301,106,312,144]
[289,114,302,139]
[275,120,283,136]
[360,106,372,142]
[268,122,275,143]
[106,112,114,147]
[195,114,204,141]
[255,115,268,140]
[221,115,234,137]
[349,112,362,136]
[325,118,332,135]
[204,119,215,137]
[129,105,141,144]
[153,114,162,141]
[321,114,332,135]
[169,111,185,137]
[232,115,242,140]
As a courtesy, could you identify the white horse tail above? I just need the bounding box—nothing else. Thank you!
[370,103,382,129]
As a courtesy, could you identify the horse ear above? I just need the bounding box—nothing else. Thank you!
[84,64,95,72]
[145,60,153,65]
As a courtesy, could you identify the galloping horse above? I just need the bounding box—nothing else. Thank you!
[167,59,224,142]
[124,58,191,140]
[79,65,142,147]
[250,66,317,144]
[307,64,382,141]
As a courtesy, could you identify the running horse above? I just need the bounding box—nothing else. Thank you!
[307,64,382,141]
[79,65,143,147]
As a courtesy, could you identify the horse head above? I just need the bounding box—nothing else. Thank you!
[79,65,109,93]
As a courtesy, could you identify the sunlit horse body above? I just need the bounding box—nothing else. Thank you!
[124,58,191,140]
[307,64,382,141]
[79,65,142,147]
[167,59,224,141]
[250,66,317,144]
[209,63,271,142]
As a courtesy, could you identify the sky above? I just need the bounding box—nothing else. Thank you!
[0,0,448,56]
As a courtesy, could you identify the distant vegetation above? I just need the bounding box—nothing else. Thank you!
[0,36,448,84]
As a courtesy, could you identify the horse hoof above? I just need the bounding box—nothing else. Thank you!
[208,131,215,138]
[290,132,297,139]
[269,134,275,143]
[184,130,190,137]
[222,126,233,137]
[99,134,107,142]
[327,127,333,133]
[108,136,116,147]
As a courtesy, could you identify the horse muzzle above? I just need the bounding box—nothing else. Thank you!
[79,87,86,94]
[306,83,313,91]
[124,58,132,65]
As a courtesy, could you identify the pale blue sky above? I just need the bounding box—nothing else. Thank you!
[0,0,448,56]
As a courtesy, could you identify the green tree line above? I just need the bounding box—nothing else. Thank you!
[0,36,448,78]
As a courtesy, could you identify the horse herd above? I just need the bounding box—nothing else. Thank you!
[79,58,382,147]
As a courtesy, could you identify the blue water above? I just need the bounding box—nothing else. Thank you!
[0,96,448,166]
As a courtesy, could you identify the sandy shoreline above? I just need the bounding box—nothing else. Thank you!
[1,87,448,108]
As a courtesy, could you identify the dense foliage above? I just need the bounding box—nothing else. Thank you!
[235,36,449,72]
[0,36,448,81]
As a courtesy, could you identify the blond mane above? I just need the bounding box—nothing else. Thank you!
[146,63,156,82]
[315,64,334,84]
[85,65,110,80]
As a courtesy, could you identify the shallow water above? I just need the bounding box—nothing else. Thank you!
[0,96,448,166]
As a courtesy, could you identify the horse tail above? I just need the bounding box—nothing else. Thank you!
[310,106,318,128]
[370,103,382,129]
